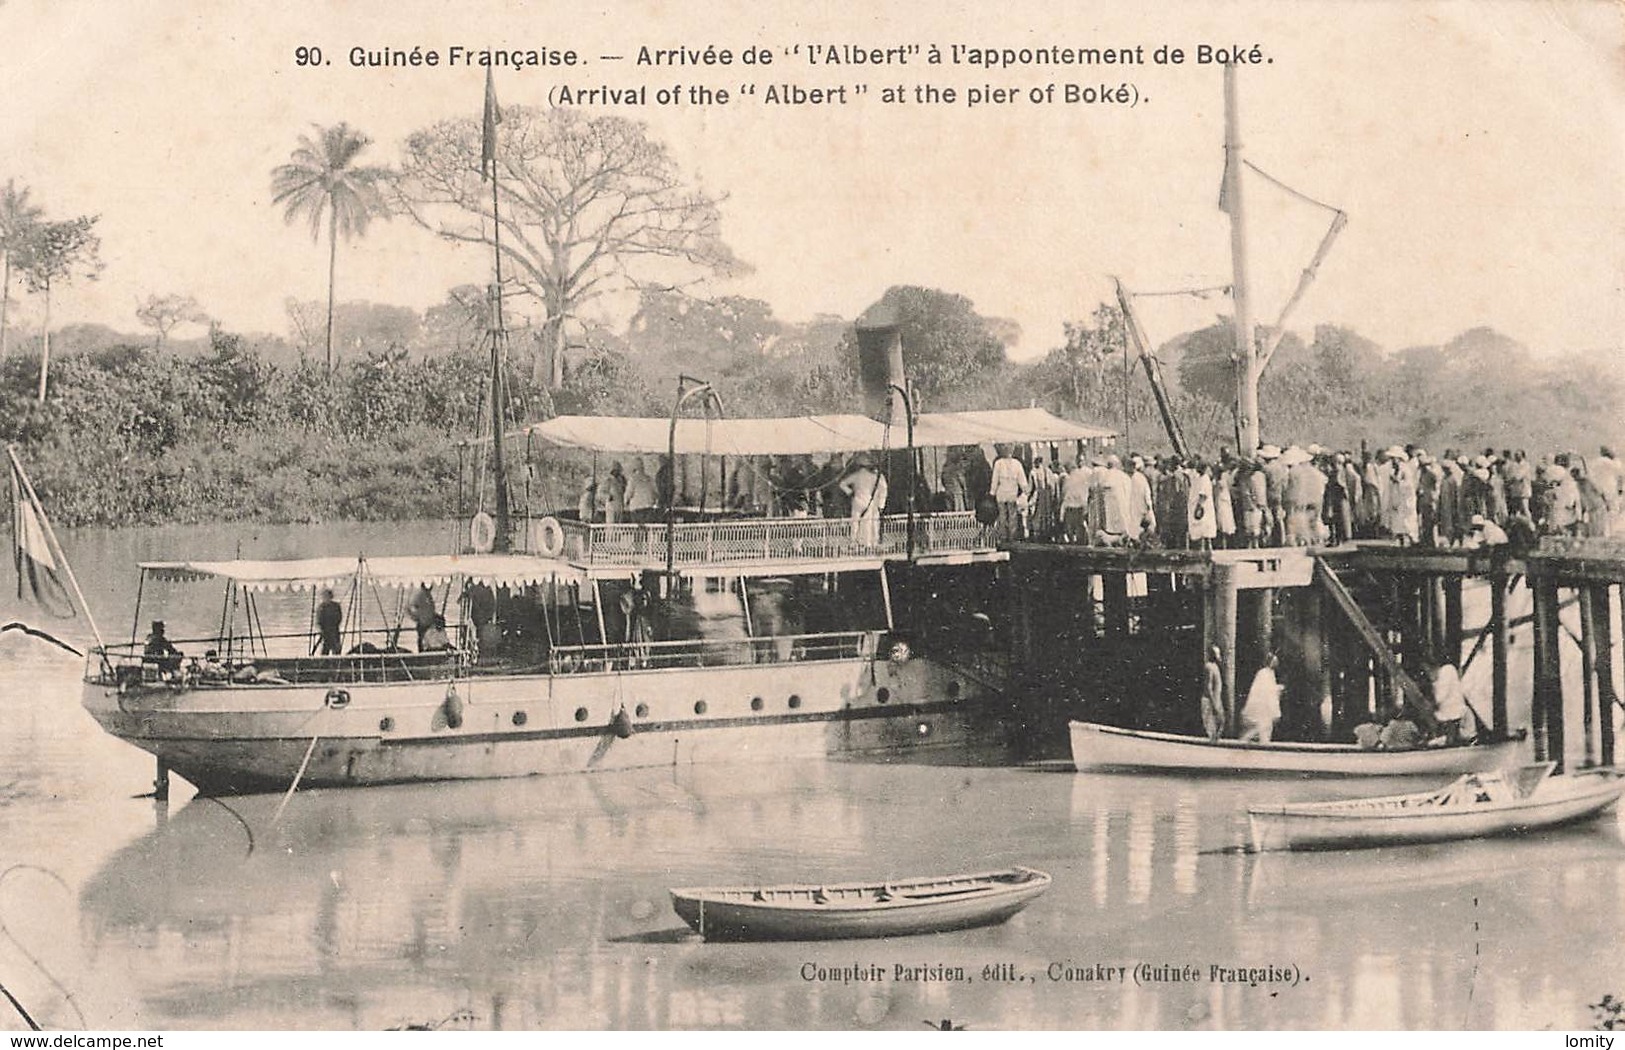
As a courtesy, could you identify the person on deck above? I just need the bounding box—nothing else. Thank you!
[420,614,453,652]
[316,588,343,656]
[840,456,886,548]
[143,620,183,674]
[989,445,1030,544]
[408,583,438,650]
[1594,447,1625,536]
[624,460,659,523]
[1239,654,1282,743]
[601,462,627,524]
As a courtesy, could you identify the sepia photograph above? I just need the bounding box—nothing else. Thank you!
[0,0,1622,1033]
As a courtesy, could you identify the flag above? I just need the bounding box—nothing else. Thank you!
[481,67,502,181]
[9,451,74,618]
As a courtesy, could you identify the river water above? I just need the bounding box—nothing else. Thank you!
[0,522,1621,1031]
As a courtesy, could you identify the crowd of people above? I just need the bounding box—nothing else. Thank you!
[975,441,1625,551]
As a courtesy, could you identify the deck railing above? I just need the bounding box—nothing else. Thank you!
[547,630,875,674]
[552,511,988,567]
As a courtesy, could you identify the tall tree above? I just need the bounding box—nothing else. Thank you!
[0,179,44,359]
[135,292,209,349]
[16,215,101,401]
[393,106,745,389]
[271,123,391,372]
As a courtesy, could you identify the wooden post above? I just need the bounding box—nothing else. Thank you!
[1443,575,1464,667]
[1598,584,1617,768]
[1013,555,1036,669]
[1103,571,1129,640]
[1580,586,1599,768]
[1532,577,1563,770]
[1491,572,1509,738]
[154,760,170,802]
[1212,563,1238,736]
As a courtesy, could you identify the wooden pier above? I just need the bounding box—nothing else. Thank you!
[1006,539,1625,771]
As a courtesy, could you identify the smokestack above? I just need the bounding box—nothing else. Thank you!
[854,298,908,426]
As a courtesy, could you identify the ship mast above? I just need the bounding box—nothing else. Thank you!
[1222,63,1259,454]
[483,68,512,552]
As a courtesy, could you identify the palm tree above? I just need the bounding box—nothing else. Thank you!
[271,123,390,371]
[0,179,45,359]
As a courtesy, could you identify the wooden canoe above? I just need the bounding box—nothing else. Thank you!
[1247,763,1625,851]
[670,866,1051,941]
[1068,720,1523,777]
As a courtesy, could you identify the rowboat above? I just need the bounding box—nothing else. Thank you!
[669,866,1051,941]
[1068,721,1523,777]
[1247,763,1625,851]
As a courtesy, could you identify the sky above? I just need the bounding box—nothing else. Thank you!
[1,0,1621,366]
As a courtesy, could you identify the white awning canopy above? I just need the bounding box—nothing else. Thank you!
[519,408,1114,456]
[141,554,589,592]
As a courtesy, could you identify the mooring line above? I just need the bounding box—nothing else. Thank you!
[0,866,88,1029]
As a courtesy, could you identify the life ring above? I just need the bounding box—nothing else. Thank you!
[533,515,566,557]
[469,511,496,554]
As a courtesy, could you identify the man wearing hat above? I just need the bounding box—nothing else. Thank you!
[144,620,184,674]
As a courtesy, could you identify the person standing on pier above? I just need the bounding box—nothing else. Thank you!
[1593,446,1624,535]
[1380,448,1419,545]
[1188,458,1217,552]
[1200,646,1225,742]
[1240,654,1282,743]
[1127,456,1156,544]
[1095,454,1133,545]
[1060,457,1094,544]
[1504,450,1533,519]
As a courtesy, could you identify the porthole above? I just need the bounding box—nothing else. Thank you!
[788,694,802,709]
[750,696,764,711]
[379,717,394,732]
[694,700,708,715]
[635,703,649,718]
[876,687,891,704]
[574,707,589,723]
[512,711,527,726]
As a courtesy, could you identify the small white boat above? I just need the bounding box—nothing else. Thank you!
[670,866,1050,941]
[1069,720,1522,777]
[1247,763,1625,852]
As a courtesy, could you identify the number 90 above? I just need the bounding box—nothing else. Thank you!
[294,46,324,66]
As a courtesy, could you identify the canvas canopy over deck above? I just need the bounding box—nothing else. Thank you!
[507,408,1116,570]
[519,407,1116,456]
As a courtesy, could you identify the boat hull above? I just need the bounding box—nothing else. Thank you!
[670,867,1050,941]
[1068,721,1522,777]
[85,655,1005,795]
[1248,772,1625,851]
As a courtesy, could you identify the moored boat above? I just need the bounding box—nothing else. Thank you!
[1247,763,1625,851]
[1068,720,1523,777]
[80,407,1118,795]
[669,866,1051,941]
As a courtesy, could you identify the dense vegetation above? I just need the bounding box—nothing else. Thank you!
[1,284,1617,528]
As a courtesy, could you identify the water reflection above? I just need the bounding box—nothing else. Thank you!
[59,758,1625,1030]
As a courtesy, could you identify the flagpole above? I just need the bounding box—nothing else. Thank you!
[6,444,108,655]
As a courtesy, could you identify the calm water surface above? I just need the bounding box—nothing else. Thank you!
[0,522,1621,1030]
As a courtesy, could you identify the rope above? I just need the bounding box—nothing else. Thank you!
[1243,159,1343,216]
[271,707,328,826]
[1130,284,1232,299]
